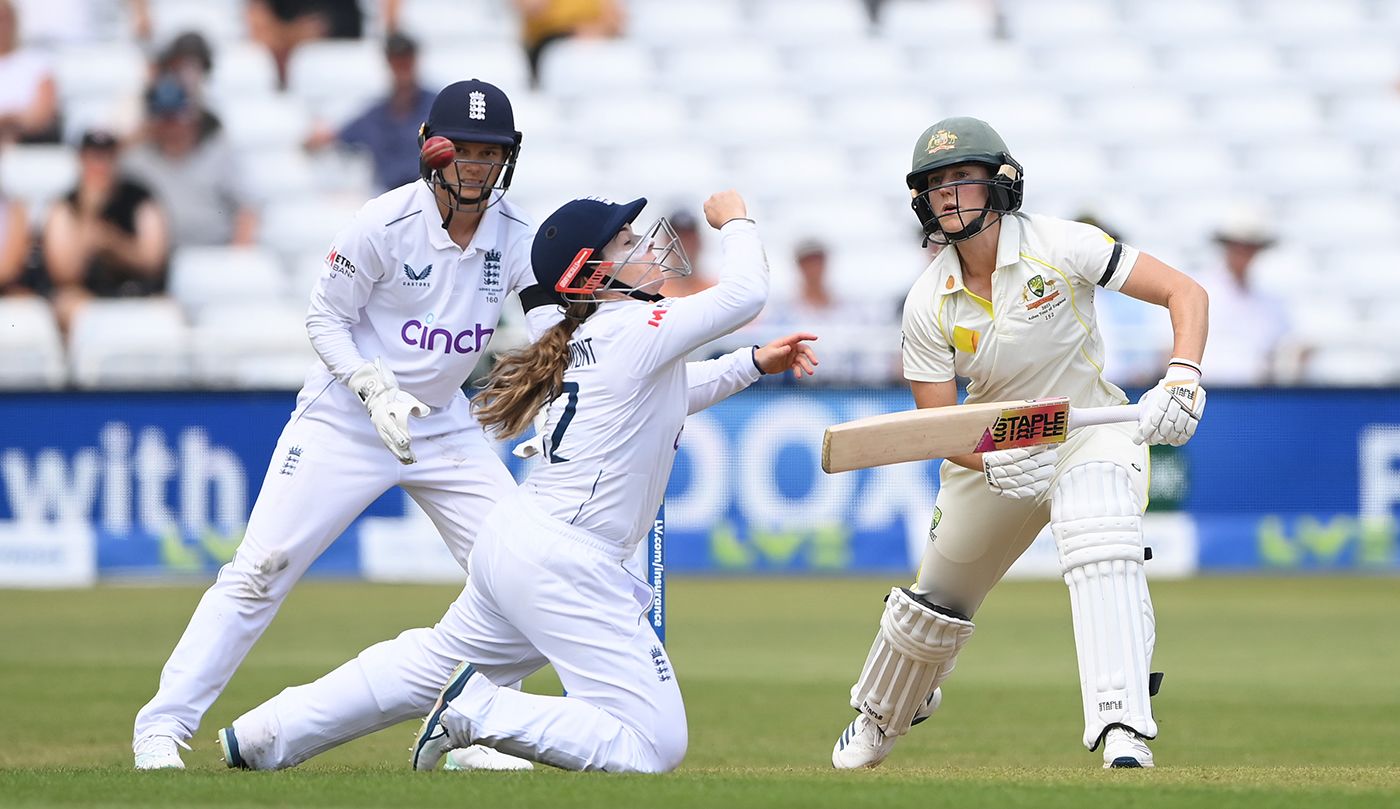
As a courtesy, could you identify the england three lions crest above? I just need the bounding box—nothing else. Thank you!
[480,249,503,291]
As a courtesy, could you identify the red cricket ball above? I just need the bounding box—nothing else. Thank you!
[421,136,454,170]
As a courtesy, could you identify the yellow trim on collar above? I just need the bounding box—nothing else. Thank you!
[964,289,994,318]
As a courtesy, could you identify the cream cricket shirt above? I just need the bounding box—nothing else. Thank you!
[901,212,1139,408]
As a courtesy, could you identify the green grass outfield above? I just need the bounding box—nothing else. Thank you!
[1,577,1396,808]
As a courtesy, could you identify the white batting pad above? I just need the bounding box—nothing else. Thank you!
[1051,462,1158,749]
[849,587,974,736]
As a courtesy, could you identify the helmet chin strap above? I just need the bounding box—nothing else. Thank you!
[939,210,990,244]
[431,172,494,230]
[594,272,665,303]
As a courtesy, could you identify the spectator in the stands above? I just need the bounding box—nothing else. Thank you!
[152,31,223,138]
[246,0,364,90]
[0,188,31,294]
[514,0,624,87]
[762,237,896,385]
[1198,204,1289,385]
[123,74,257,247]
[0,0,59,144]
[305,31,434,193]
[42,129,169,331]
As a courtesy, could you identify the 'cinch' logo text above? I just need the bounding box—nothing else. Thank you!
[400,320,495,354]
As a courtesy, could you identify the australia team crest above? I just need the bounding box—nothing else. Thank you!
[926,130,958,155]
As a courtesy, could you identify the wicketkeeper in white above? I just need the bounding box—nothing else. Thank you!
[133,79,556,771]
[212,191,818,773]
[830,117,1208,770]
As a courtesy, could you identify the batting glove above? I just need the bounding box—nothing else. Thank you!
[1135,358,1206,447]
[983,444,1060,500]
[350,358,430,464]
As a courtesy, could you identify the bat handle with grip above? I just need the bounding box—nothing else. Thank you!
[1067,404,1140,431]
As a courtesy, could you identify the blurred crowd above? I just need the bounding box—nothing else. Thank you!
[0,0,1396,390]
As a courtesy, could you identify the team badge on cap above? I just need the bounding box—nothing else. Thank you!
[926,129,958,155]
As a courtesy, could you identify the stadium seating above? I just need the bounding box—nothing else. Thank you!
[52,43,147,108]
[749,0,870,45]
[419,41,530,97]
[220,95,313,151]
[664,44,786,99]
[16,0,1400,387]
[1162,42,1286,94]
[239,148,317,205]
[0,144,78,227]
[0,297,66,389]
[191,303,316,389]
[287,40,391,123]
[629,0,747,43]
[206,42,280,107]
[68,299,191,389]
[168,246,288,320]
[148,0,245,45]
[876,0,996,44]
[538,40,656,99]
[395,0,517,46]
[258,196,364,262]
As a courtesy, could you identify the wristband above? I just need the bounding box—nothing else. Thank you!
[751,345,763,373]
[1166,357,1202,381]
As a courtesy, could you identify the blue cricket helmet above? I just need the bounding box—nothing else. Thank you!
[418,79,522,197]
[532,198,647,302]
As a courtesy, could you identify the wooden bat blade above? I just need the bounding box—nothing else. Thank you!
[822,398,1074,473]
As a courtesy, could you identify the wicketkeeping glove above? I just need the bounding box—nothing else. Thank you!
[983,444,1060,500]
[350,358,430,464]
[1135,358,1206,447]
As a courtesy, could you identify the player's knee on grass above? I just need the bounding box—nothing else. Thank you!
[644,717,687,773]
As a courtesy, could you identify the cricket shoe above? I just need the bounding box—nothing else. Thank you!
[1102,726,1154,769]
[134,734,189,770]
[444,745,534,771]
[217,726,249,769]
[832,688,941,769]
[412,661,479,771]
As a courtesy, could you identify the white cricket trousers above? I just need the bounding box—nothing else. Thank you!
[229,492,686,773]
[133,385,515,745]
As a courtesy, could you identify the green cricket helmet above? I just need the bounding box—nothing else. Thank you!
[906,117,1024,245]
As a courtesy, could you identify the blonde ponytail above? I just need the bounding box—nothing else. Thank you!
[473,301,594,439]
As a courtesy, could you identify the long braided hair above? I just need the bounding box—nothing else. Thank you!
[472,301,596,439]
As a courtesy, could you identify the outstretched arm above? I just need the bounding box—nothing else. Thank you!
[686,332,818,414]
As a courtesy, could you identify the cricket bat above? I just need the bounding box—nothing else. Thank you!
[821,397,1139,474]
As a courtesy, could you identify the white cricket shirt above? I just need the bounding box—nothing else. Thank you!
[524,220,768,553]
[305,182,550,417]
[901,213,1139,407]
